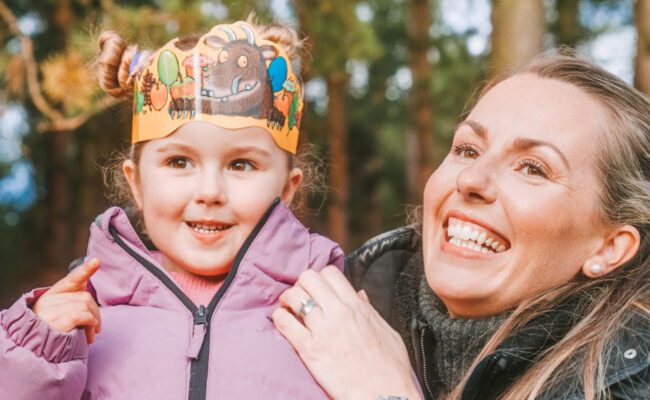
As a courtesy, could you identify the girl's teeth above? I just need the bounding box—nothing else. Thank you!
[491,241,499,250]
[485,238,493,247]
[470,230,479,241]
[496,244,506,253]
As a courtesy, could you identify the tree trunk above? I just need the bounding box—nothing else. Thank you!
[43,130,71,274]
[326,73,349,249]
[407,0,434,203]
[41,0,74,279]
[490,0,545,76]
[636,0,650,95]
[555,0,580,47]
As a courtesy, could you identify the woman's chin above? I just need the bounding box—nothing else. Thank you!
[426,263,498,305]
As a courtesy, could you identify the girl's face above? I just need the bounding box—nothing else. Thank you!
[124,122,301,277]
[422,74,612,317]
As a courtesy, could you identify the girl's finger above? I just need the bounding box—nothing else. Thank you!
[271,307,311,350]
[50,310,99,333]
[49,258,100,295]
[85,326,95,344]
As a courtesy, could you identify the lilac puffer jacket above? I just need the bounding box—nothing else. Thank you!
[0,199,344,399]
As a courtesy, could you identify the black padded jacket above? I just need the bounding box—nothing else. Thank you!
[345,226,650,400]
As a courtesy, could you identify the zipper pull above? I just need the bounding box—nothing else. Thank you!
[186,305,208,359]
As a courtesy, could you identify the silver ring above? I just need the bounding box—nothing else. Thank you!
[298,298,318,318]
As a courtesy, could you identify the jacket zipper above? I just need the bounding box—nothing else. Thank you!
[108,198,280,400]
[420,326,435,400]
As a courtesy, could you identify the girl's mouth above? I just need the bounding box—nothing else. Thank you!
[444,216,511,254]
[186,222,233,235]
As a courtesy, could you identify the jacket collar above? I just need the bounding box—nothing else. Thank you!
[86,199,312,308]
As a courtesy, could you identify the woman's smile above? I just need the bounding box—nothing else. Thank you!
[443,212,510,255]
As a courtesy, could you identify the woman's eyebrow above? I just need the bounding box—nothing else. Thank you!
[512,137,570,169]
[457,120,570,169]
[457,120,488,139]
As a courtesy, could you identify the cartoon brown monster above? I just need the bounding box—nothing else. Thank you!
[168,27,286,128]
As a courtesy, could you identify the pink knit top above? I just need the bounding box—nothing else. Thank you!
[169,271,225,306]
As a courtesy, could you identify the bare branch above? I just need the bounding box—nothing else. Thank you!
[37,96,122,132]
[0,0,63,120]
[0,0,124,133]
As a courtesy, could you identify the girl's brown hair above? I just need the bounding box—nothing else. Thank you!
[447,49,650,400]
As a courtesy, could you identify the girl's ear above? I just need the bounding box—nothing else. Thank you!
[122,159,144,210]
[582,224,640,278]
[281,167,303,206]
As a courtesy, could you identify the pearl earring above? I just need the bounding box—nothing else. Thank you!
[590,263,603,275]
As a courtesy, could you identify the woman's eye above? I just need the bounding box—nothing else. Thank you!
[518,160,549,178]
[453,143,480,159]
[167,158,191,169]
[229,160,254,172]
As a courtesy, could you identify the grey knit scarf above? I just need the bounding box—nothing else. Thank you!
[418,274,510,398]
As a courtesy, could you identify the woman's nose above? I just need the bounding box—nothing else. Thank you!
[455,161,497,204]
[194,171,226,205]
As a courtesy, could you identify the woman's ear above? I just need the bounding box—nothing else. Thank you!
[281,167,303,206]
[122,159,144,210]
[582,224,640,278]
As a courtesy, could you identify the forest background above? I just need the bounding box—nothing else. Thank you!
[1,0,649,306]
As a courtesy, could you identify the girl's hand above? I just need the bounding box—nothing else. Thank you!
[32,258,102,344]
[272,266,422,400]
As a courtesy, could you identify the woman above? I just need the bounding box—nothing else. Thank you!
[272,51,650,400]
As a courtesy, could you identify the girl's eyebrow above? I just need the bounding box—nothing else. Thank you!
[457,119,570,169]
[155,143,197,153]
[227,145,272,158]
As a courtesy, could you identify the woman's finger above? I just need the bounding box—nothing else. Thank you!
[279,285,324,327]
[271,307,311,350]
[294,269,340,310]
[319,265,362,305]
[357,289,370,303]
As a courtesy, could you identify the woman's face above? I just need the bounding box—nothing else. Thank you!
[422,74,611,318]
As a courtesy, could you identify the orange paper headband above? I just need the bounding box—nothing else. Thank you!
[132,22,303,154]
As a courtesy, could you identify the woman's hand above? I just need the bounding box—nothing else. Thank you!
[272,266,422,400]
[32,258,102,344]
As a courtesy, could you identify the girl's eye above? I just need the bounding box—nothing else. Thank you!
[517,159,549,178]
[167,157,191,169]
[452,142,480,159]
[229,160,254,172]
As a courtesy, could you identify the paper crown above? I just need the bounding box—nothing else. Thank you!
[131,22,303,154]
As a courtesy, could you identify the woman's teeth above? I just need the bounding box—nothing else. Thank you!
[188,222,230,234]
[446,218,507,254]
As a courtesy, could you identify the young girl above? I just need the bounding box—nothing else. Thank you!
[0,21,344,399]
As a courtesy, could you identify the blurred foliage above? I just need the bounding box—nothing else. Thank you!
[0,0,641,306]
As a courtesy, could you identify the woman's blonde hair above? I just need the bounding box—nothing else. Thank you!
[97,18,320,227]
[448,49,650,400]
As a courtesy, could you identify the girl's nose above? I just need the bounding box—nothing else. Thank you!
[455,160,497,204]
[194,171,226,205]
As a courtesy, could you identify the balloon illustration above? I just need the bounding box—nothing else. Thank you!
[158,50,180,87]
[267,57,288,92]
